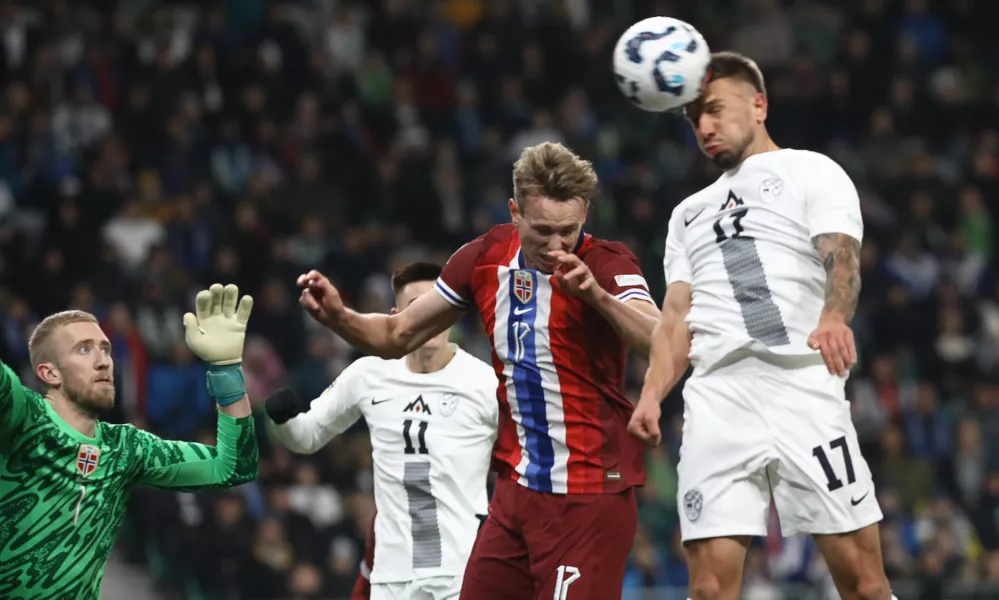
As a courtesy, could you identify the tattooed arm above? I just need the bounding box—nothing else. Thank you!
[813,233,862,322]
[807,232,861,376]
[803,154,864,376]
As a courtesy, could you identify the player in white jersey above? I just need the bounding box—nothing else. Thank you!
[264,262,499,600]
[628,52,895,600]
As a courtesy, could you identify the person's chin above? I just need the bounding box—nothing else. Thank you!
[711,151,741,171]
[87,388,116,411]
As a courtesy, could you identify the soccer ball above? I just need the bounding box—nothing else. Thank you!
[613,16,711,113]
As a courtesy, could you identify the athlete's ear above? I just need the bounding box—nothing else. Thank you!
[508,198,519,225]
[753,92,768,124]
[36,362,61,387]
[390,307,399,315]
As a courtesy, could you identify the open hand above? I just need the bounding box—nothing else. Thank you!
[550,250,600,302]
[808,315,857,377]
[296,270,345,327]
[183,283,254,365]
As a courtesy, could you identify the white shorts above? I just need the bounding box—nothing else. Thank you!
[677,355,883,541]
[371,576,461,600]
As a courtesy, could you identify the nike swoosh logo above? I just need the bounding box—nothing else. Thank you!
[513,307,533,315]
[850,491,869,506]
[684,208,706,227]
[371,398,394,406]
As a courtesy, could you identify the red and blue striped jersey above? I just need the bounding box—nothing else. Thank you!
[435,224,655,494]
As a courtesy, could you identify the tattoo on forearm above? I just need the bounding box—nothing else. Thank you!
[813,233,862,321]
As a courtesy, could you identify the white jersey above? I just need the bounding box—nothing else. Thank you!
[664,149,863,371]
[272,346,499,584]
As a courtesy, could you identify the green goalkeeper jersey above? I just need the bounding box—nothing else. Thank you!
[0,362,259,600]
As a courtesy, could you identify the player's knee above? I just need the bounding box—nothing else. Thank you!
[852,575,890,600]
[689,574,739,600]
[690,574,735,600]
[833,552,889,600]
[684,540,745,600]
[688,576,720,600]
[832,566,890,600]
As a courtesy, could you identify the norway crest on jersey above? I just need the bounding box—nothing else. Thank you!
[77,444,101,478]
[512,270,534,304]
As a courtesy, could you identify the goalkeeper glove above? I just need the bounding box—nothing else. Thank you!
[183,283,254,405]
[264,388,307,425]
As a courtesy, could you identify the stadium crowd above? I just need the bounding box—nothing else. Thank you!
[0,0,997,598]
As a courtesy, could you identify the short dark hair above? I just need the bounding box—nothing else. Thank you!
[705,51,767,97]
[391,261,443,295]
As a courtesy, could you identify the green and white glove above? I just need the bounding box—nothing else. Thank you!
[183,283,254,406]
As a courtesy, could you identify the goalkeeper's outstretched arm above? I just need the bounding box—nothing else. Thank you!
[130,407,258,490]
[132,284,260,490]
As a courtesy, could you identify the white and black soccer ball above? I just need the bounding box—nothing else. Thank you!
[613,16,711,113]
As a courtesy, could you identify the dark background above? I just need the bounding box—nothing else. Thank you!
[0,0,997,598]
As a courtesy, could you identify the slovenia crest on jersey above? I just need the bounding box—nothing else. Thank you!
[759,177,783,203]
[439,393,459,417]
[77,444,101,477]
[512,270,534,304]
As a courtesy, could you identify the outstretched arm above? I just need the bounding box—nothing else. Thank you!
[266,376,363,455]
[131,409,257,490]
[298,271,464,359]
[134,283,260,490]
[299,236,485,358]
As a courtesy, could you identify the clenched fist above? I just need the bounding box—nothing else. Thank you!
[297,270,345,327]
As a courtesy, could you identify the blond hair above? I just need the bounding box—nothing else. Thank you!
[512,142,598,206]
[28,310,99,370]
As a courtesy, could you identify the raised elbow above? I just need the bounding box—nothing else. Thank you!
[219,449,259,488]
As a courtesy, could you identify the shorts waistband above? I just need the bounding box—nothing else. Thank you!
[696,349,827,376]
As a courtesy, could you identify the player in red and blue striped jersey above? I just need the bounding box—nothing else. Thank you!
[434,222,654,496]
[297,142,660,599]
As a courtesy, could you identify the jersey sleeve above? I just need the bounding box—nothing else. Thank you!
[587,241,656,306]
[271,361,365,454]
[0,362,30,441]
[131,412,258,490]
[804,154,864,243]
[663,206,693,286]
[434,235,487,309]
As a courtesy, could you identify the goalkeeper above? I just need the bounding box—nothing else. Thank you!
[0,283,259,600]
